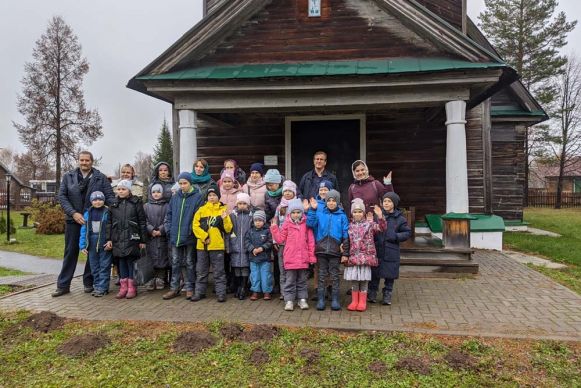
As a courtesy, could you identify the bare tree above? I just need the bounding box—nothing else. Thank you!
[539,55,581,208]
[13,151,54,183]
[13,16,102,189]
[133,151,153,183]
[0,147,15,171]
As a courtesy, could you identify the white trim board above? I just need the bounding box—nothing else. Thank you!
[284,114,366,181]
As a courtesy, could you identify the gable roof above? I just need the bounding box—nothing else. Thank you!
[128,0,506,94]
[0,161,32,188]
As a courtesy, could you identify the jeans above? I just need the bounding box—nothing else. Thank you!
[57,221,93,289]
[170,244,195,292]
[87,233,112,292]
[284,269,309,302]
[317,255,341,292]
[369,276,395,293]
[195,250,227,297]
[118,256,137,279]
[250,261,273,293]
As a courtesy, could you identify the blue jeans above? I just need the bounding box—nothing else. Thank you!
[87,234,112,292]
[250,261,273,293]
[170,245,195,292]
[118,256,137,279]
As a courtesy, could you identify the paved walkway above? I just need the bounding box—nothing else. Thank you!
[0,250,579,341]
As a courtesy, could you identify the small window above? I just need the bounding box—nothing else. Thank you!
[574,178,581,193]
[308,0,321,17]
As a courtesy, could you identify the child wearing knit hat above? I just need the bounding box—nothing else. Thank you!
[245,210,274,300]
[270,198,316,311]
[368,192,411,306]
[227,192,253,300]
[219,169,242,214]
[343,199,385,312]
[143,184,170,291]
[264,169,284,222]
[242,162,267,210]
[79,191,111,297]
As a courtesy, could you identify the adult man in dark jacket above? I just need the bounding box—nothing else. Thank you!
[52,151,116,297]
[298,151,339,200]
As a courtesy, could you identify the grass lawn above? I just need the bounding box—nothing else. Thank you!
[0,310,579,387]
[504,207,581,294]
[0,267,27,297]
[0,212,65,259]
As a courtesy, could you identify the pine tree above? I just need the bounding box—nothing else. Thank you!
[153,118,174,170]
[13,16,102,189]
[479,0,576,203]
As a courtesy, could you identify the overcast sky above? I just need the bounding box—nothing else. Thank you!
[0,0,579,177]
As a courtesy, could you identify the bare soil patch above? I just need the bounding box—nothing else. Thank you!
[250,347,270,365]
[220,323,244,340]
[445,349,477,370]
[173,331,216,355]
[22,311,64,333]
[395,356,432,375]
[239,325,279,343]
[57,333,110,357]
[368,360,388,374]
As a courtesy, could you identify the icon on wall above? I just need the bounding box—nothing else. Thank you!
[309,0,321,17]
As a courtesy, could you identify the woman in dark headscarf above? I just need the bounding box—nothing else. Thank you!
[149,162,175,202]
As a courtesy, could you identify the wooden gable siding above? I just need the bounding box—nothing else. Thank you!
[193,0,451,67]
[491,87,523,109]
[204,0,227,16]
[490,122,525,220]
[415,0,463,29]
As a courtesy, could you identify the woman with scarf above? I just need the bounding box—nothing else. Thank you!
[191,159,218,200]
[347,160,394,214]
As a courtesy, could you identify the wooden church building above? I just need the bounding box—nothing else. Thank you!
[129,0,547,264]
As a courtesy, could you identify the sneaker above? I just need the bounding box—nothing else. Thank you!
[51,288,70,297]
[284,301,294,311]
[191,294,206,302]
[298,299,309,310]
[145,279,156,291]
[93,291,107,297]
[84,286,94,293]
[263,293,272,300]
[279,294,284,300]
[217,295,226,303]
[186,291,194,300]
[155,278,166,289]
[250,292,260,301]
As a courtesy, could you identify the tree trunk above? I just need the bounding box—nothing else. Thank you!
[55,34,62,192]
[524,126,530,207]
[555,154,566,209]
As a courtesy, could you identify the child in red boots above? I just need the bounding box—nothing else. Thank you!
[343,198,385,312]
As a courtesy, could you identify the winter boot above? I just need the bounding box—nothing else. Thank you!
[382,289,392,305]
[347,290,360,311]
[311,288,319,301]
[316,288,326,311]
[367,289,377,303]
[126,279,137,299]
[115,278,128,299]
[330,290,341,311]
[357,291,368,312]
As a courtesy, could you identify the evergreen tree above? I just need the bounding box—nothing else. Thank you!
[153,118,174,170]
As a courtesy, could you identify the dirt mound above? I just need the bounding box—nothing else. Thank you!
[444,350,477,370]
[57,333,110,357]
[173,331,216,355]
[250,347,270,365]
[395,356,431,375]
[368,361,387,374]
[220,323,244,340]
[300,348,320,364]
[239,325,279,343]
[22,311,64,333]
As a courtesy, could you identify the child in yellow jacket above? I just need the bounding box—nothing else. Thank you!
[192,187,233,302]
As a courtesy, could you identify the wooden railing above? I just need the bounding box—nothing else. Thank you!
[528,190,581,208]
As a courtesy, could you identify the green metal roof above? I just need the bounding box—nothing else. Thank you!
[425,213,506,233]
[491,105,546,117]
[137,58,506,81]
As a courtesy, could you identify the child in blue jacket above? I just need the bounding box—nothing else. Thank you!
[245,210,274,300]
[80,191,112,297]
[306,189,349,311]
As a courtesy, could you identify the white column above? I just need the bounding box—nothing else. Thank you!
[445,100,469,213]
[178,109,197,173]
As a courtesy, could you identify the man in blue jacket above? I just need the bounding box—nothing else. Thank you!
[52,151,116,297]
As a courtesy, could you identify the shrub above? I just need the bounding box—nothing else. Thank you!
[0,212,16,235]
[26,200,65,235]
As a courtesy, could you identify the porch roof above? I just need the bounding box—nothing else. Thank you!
[136,58,507,81]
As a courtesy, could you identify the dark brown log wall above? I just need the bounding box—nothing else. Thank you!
[490,122,526,220]
[415,0,463,29]
[195,0,448,67]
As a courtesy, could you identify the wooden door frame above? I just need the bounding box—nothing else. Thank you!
[284,114,366,180]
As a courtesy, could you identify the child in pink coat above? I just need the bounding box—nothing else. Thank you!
[270,198,316,311]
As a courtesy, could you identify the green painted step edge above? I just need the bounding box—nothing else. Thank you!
[504,220,530,226]
[425,213,506,233]
[137,58,507,81]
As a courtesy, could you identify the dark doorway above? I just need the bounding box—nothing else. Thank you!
[291,119,361,208]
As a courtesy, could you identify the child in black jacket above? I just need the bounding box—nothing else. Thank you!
[245,210,274,300]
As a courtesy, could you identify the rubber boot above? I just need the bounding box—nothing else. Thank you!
[316,288,326,311]
[115,278,128,299]
[357,291,368,312]
[126,279,137,299]
[330,290,341,311]
[347,290,360,311]
[239,276,248,300]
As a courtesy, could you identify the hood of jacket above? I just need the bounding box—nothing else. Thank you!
[151,161,174,183]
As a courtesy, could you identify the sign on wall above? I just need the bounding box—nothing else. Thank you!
[309,0,321,17]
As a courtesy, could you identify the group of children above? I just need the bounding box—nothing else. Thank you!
[80,160,411,312]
